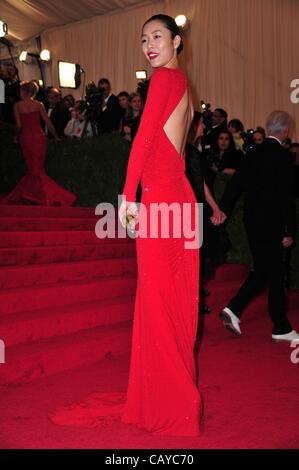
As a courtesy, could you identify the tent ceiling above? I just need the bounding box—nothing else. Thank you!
[1,0,153,41]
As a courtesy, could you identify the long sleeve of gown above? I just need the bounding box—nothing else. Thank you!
[122,67,171,202]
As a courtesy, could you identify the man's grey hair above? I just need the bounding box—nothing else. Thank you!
[266,110,293,136]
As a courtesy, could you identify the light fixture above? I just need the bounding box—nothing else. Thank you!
[135,70,147,80]
[58,61,84,89]
[40,49,50,61]
[175,14,190,33]
[19,49,51,63]
[19,50,28,62]
[19,49,51,86]
[175,15,187,28]
[0,20,8,38]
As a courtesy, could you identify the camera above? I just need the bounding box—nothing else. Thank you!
[84,81,104,122]
[200,101,213,130]
[240,128,255,152]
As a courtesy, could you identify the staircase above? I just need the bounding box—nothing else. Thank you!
[0,205,137,385]
[1,205,297,386]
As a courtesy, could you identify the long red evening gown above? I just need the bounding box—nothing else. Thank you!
[1,111,76,206]
[50,67,202,437]
[120,66,202,436]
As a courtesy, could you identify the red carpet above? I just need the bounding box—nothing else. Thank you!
[0,206,298,448]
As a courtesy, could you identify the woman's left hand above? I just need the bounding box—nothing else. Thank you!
[119,199,139,230]
[210,208,227,226]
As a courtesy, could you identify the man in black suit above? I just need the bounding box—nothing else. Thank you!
[219,110,299,343]
[47,88,70,138]
[3,64,20,124]
[97,78,122,133]
[205,108,228,149]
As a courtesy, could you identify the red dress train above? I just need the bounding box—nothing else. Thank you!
[1,111,76,206]
[121,66,202,436]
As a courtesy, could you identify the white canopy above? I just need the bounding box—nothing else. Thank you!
[1,0,152,41]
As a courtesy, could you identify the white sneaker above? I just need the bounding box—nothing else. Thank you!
[219,307,242,336]
[272,330,299,344]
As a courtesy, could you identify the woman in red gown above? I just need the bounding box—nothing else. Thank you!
[1,81,76,206]
[50,14,202,437]
[119,14,203,436]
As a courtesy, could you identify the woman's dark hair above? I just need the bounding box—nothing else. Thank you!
[118,91,129,99]
[214,130,237,154]
[143,14,184,55]
[125,92,143,120]
[63,94,75,107]
[228,118,244,133]
[187,111,204,144]
[254,126,266,138]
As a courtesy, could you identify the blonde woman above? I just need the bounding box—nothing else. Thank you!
[1,81,76,206]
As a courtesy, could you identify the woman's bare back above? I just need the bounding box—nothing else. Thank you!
[16,99,41,115]
[163,86,194,159]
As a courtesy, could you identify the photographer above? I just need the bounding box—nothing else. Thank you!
[97,78,122,133]
[3,63,20,124]
[64,100,92,139]
[205,108,228,148]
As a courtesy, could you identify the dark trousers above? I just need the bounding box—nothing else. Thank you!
[227,236,292,335]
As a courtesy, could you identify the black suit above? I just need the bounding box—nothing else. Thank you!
[98,94,122,133]
[49,102,70,138]
[4,78,20,124]
[185,142,205,203]
[220,137,296,334]
[185,143,219,282]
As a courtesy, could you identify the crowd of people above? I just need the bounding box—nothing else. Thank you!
[0,64,143,142]
[0,61,298,207]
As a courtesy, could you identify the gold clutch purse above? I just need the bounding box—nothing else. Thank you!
[123,213,137,232]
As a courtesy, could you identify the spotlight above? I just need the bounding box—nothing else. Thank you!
[0,20,8,38]
[135,70,147,80]
[58,61,84,89]
[19,50,51,87]
[19,51,28,62]
[19,49,51,63]
[40,49,50,62]
[175,14,190,34]
[175,15,187,28]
